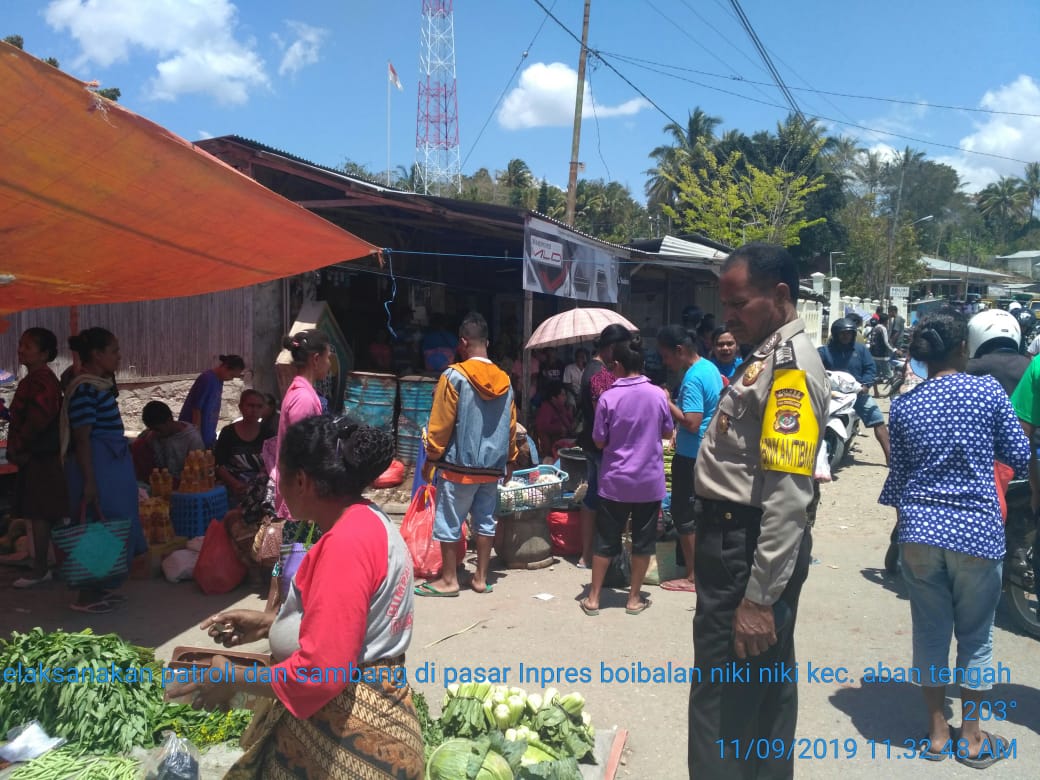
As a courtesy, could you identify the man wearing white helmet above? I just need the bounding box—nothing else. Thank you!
[965,309,1028,395]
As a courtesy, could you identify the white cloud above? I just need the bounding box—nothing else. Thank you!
[197,129,214,140]
[44,0,269,104]
[498,62,650,130]
[935,75,1040,192]
[276,21,327,77]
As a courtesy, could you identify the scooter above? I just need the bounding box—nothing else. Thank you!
[823,370,861,474]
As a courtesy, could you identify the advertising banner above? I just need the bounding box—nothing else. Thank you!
[523,216,619,303]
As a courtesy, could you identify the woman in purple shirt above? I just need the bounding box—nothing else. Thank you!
[579,335,673,616]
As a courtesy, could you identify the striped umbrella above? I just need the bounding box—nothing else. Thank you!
[525,308,638,350]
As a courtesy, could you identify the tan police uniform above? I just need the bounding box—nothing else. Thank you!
[687,316,828,780]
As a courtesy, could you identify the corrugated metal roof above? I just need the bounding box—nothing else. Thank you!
[919,256,1011,279]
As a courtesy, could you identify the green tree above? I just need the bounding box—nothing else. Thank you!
[977,177,1030,247]
[644,107,722,213]
[662,141,826,248]
[1023,161,1040,221]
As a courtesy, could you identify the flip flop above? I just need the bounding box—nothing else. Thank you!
[414,582,459,598]
[625,599,652,615]
[101,592,128,604]
[579,599,599,617]
[955,732,1010,770]
[69,600,114,614]
[471,583,494,594]
[659,578,696,592]
[916,736,949,762]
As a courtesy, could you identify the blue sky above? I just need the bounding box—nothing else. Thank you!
[7,0,1040,199]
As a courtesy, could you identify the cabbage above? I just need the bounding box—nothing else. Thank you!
[425,736,518,780]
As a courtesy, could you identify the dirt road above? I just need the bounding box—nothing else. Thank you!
[1,405,1037,777]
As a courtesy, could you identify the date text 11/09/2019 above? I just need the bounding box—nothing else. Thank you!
[718,738,1018,761]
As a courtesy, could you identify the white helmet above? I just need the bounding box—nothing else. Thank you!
[967,309,1021,359]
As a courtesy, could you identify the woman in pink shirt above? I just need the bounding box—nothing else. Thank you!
[271,329,331,518]
[580,335,673,616]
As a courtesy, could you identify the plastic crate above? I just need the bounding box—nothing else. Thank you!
[495,465,568,515]
[170,486,228,538]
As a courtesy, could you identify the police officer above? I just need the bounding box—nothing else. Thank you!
[688,243,828,780]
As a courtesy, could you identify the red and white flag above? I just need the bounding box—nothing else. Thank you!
[388,61,403,91]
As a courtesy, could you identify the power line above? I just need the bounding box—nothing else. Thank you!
[599,51,1040,119]
[727,0,807,126]
[461,1,558,170]
[642,0,778,109]
[530,0,682,129]
[606,53,1035,165]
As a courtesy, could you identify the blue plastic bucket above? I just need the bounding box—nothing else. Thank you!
[342,372,397,430]
[397,376,437,464]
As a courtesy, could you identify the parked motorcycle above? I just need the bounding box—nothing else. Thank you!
[884,480,1039,639]
[1003,480,1039,638]
[823,370,861,474]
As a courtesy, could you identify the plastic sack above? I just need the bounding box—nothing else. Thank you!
[400,485,466,579]
[372,459,406,489]
[162,548,199,583]
[547,510,582,556]
[603,546,631,588]
[144,732,200,780]
[194,520,247,595]
[0,720,65,763]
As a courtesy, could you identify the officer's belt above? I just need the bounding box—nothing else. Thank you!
[696,498,762,528]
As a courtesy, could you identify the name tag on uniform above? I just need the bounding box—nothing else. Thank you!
[760,368,818,475]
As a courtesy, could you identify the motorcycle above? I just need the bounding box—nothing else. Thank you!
[884,480,1039,639]
[1003,480,1039,638]
[823,370,861,474]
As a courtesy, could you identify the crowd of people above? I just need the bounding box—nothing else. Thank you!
[7,240,1037,777]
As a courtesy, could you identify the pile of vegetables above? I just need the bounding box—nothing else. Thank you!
[0,629,252,775]
[425,684,596,779]
[663,444,674,493]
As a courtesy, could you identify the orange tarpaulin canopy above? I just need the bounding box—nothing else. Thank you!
[0,42,377,318]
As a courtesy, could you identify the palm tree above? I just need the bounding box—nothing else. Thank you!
[823,135,865,183]
[977,177,1030,244]
[1023,161,1040,220]
[855,151,885,196]
[645,107,722,212]
[497,159,533,190]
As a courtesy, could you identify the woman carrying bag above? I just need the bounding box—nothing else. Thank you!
[60,327,147,614]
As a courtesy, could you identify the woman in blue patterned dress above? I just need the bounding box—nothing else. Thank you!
[61,327,148,613]
[879,309,1028,769]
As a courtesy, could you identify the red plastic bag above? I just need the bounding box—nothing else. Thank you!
[400,485,466,579]
[372,459,406,489]
[194,520,247,594]
[995,460,1014,523]
[548,510,582,556]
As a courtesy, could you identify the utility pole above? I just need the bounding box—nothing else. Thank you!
[563,0,591,227]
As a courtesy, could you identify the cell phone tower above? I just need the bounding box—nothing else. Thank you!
[415,0,461,196]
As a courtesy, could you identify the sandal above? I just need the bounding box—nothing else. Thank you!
[659,578,696,592]
[70,600,114,614]
[414,582,459,598]
[578,598,599,617]
[955,732,1010,770]
[625,598,652,616]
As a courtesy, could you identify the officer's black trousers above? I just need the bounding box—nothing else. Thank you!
[688,514,812,780]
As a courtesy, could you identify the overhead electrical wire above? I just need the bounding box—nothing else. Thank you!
[460,0,558,169]
[599,52,1040,119]
[605,53,1034,165]
[530,0,682,129]
[727,0,807,127]
[530,0,1034,167]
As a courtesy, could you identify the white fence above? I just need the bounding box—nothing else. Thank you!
[798,300,824,348]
